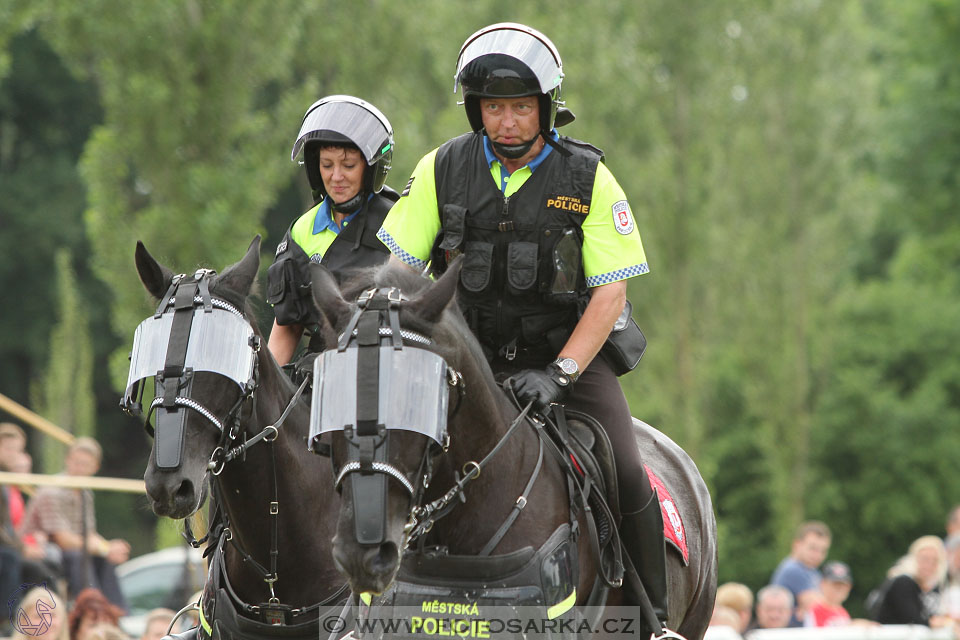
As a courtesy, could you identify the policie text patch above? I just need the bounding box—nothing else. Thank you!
[612,200,635,235]
[545,195,590,215]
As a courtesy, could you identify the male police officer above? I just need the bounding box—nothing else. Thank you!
[268,96,397,365]
[377,23,671,627]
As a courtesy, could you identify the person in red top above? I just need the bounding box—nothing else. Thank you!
[0,422,26,635]
[805,561,853,627]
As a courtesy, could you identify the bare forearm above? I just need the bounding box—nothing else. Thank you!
[267,320,304,366]
[558,281,627,369]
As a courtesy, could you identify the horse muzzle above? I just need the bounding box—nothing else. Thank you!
[331,535,400,595]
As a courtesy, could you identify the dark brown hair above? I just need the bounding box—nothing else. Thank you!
[67,589,124,640]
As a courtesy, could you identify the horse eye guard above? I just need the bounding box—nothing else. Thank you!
[121,306,257,416]
[308,346,449,446]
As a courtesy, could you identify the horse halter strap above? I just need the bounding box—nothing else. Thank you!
[312,287,448,547]
[122,269,259,470]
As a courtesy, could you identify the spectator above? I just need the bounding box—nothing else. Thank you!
[707,605,744,640]
[946,505,960,540]
[67,588,124,640]
[873,535,950,627]
[940,534,960,621]
[715,582,753,634]
[9,583,68,640]
[2,433,64,593]
[85,623,128,640]
[769,520,831,625]
[140,608,176,640]
[0,422,26,634]
[0,423,28,526]
[19,438,130,609]
[710,605,741,629]
[805,561,853,627]
[747,585,794,633]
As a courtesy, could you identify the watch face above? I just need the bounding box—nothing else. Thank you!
[558,358,578,375]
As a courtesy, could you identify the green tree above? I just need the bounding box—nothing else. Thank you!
[20,0,317,388]
[0,29,102,406]
[807,0,960,609]
[31,249,96,472]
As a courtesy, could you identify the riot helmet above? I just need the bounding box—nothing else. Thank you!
[455,23,568,153]
[291,95,394,209]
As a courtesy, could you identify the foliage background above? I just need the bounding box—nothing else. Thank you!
[1,0,958,616]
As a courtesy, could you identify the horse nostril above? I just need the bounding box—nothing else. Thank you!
[363,542,399,575]
[175,479,195,502]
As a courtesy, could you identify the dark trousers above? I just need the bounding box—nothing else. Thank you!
[563,354,653,512]
[62,551,128,612]
[0,545,22,624]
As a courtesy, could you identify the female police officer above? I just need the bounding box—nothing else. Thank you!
[375,23,671,629]
[267,95,397,365]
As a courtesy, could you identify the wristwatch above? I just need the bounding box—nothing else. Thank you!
[552,357,581,383]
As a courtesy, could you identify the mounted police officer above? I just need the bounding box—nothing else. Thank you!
[375,23,672,628]
[267,95,397,365]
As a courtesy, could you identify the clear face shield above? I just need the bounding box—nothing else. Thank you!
[308,346,449,448]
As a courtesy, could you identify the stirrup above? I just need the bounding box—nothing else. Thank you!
[651,627,688,640]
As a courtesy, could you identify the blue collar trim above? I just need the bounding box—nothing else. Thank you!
[483,130,559,191]
[312,194,369,235]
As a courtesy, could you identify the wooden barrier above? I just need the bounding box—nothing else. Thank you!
[0,471,145,494]
[0,393,147,493]
[0,392,76,444]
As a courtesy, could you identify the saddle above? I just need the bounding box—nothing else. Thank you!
[552,408,689,566]
[558,408,621,521]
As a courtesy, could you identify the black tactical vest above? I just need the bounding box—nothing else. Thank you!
[267,189,396,327]
[430,132,602,362]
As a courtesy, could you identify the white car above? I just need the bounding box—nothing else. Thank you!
[116,546,206,638]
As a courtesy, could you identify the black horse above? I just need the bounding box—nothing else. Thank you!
[308,260,717,639]
[127,238,346,640]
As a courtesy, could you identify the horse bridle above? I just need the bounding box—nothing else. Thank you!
[311,286,557,557]
[122,269,330,615]
[122,269,261,467]
[309,287,465,548]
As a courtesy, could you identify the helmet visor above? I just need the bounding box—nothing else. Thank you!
[456,27,562,96]
[291,98,393,165]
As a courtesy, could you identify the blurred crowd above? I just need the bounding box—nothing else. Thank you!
[4,583,176,640]
[709,514,960,638]
[0,423,136,639]
[5,414,960,640]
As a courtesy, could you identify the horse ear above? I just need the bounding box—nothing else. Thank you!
[310,263,350,326]
[135,241,175,301]
[410,257,462,324]
[217,235,261,296]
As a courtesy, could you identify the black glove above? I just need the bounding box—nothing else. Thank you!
[510,364,573,412]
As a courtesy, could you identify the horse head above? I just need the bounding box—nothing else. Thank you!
[309,262,720,639]
[129,237,262,519]
[308,260,496,594]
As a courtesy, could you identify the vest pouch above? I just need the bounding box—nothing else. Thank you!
[439,204,468,255]
[521,310,575,356]
[546,228,581,304]
[506,241,538,294]
[460,241,494,292]
[600,300,647,376]
[267,257,310,326]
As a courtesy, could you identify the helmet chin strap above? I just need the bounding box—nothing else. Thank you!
[490,132,540,160]
[490,130,571,161]
[330,190,366,214]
